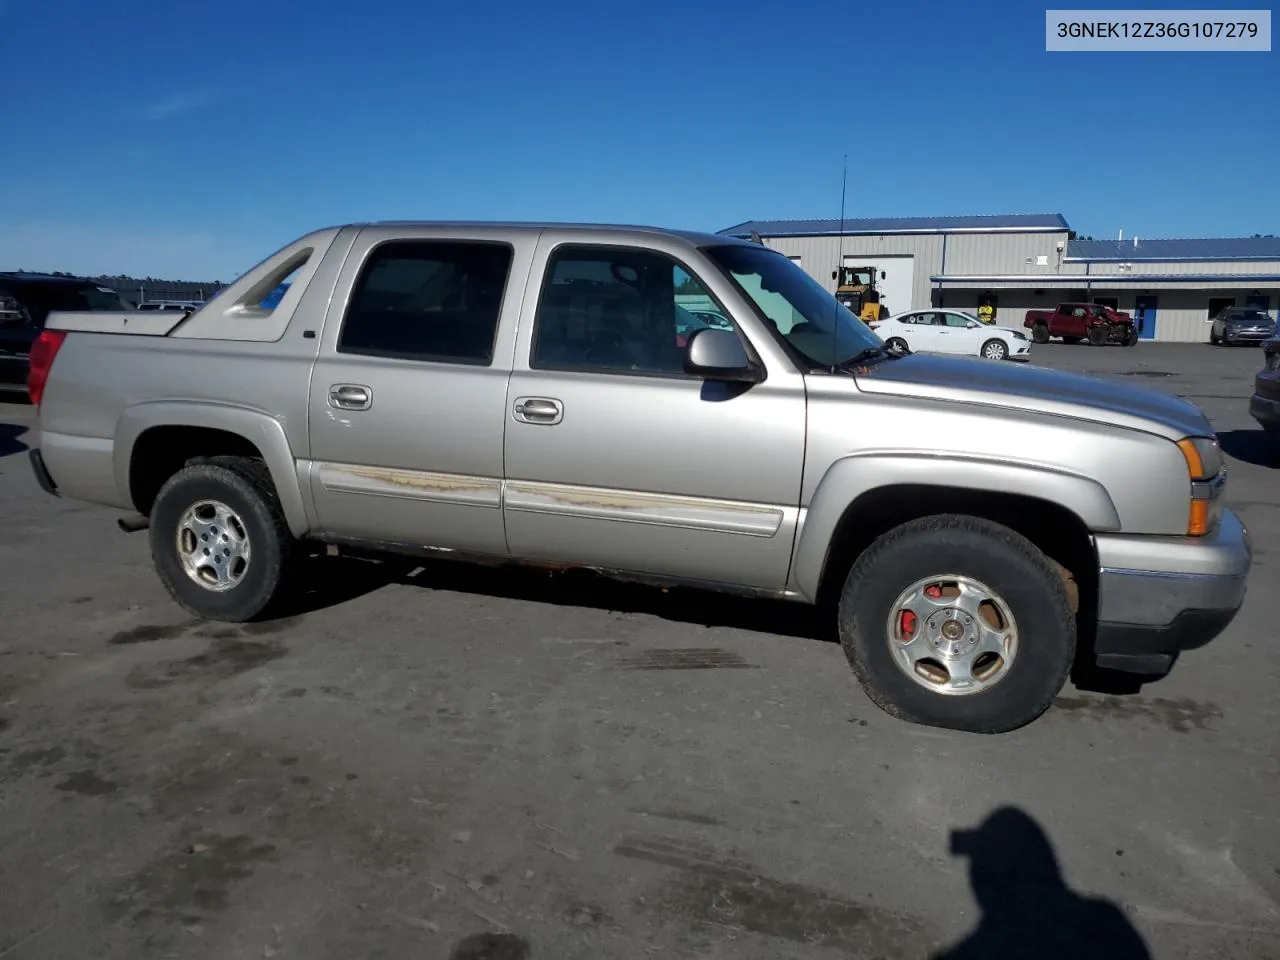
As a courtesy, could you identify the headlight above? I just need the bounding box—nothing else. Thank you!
[1011,331,1027,341]
[1177,436,1225,536]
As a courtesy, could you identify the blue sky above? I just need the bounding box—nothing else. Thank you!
[1,0,1276,280]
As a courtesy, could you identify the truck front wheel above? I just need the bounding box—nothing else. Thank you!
[837,515,1075,734]
[148,457,297,622]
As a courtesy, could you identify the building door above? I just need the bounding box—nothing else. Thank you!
[843,255,914,317]
[1208,297,1236,328]
[976,292,998,324]
[1246,294,1272,318]
[1134,296,1158,340]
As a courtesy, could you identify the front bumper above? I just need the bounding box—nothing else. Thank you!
[1223,328,1276,344]
[1252,391,1280,432]
[1092,508,1252,674]
[1251,369,1280,432]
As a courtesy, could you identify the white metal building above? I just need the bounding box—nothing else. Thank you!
[717,215,1280,343]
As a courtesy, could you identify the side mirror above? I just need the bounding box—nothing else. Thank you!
[968,320,980,328]
[684,328,763,383]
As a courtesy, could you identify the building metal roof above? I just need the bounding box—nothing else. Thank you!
[718,213,1071,238]
[1065,237,1280,262]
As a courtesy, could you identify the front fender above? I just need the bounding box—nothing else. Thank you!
[114,400,310,538]
[788,453,1121,601]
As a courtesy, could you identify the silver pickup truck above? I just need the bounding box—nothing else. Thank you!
[26,222,1252,733]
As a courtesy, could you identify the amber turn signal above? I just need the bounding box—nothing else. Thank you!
[1177,438,1206,480]
[1187,499,1210,537]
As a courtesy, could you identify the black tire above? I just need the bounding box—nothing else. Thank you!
[885,337,910,354]
[1122,327,1139,346]
[980,338,1008,361]
[837,515,1075,734]
[1031,323,1049,344]
[149,457,296,622]
[1087,326,1108,346]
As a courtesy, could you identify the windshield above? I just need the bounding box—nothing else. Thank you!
[703,244,882,367]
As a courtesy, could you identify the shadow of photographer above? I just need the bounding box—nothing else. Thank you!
[934,806,1151,960]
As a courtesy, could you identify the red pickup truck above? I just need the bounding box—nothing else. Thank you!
[1024,302,1138,346]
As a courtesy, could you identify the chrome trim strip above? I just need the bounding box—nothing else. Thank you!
[504,480,786,538]
[1098,567,1242,582]
[315,463,502,508]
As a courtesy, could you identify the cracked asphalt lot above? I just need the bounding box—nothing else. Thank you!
[0,342,1277,959]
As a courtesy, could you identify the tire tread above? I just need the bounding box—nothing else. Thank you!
[149,456,296,622]
[838,514,1075,734]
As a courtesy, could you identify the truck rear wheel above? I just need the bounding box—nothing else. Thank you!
[148,457,296,622]
[1031,323,1049,344]
[837,515,1075,734]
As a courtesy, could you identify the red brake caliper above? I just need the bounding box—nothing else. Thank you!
[901,584,943,639]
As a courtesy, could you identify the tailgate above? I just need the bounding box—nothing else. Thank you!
[44,310,188,336]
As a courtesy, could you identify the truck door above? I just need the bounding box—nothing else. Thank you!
[1066,305,1089,338]
[305,228,535,555]
[500,235,806,591]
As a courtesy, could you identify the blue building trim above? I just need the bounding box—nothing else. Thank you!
[931,273,1280,284]
[719,213,1071,238]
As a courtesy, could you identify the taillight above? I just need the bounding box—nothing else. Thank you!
[27,329,67,407]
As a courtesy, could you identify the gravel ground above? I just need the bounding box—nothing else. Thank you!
[0,340,1277,960]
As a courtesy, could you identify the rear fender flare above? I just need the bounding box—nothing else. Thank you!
[114,401,309,537]
[788,454,1121,601]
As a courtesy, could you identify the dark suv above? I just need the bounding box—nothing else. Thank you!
[0,273,133,395]
[1209,306,1277,346]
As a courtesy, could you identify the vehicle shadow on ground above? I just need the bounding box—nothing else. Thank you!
[932,806,1152,960]
[275,554,1171,699]
[0,423,29,459]
[275,551,831,642]
[1217,429,1280,469]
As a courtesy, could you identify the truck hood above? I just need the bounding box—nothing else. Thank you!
[852,353,1212,440]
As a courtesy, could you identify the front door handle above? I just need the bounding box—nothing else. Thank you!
[513,396,563,425]
[329,383,372,411]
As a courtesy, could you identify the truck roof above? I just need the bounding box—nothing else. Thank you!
[0,272,98,285]
[339,220,762,249]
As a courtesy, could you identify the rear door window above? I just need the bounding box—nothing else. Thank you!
[337,240,514,365]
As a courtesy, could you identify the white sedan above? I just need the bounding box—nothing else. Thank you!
[869,309,1031,361]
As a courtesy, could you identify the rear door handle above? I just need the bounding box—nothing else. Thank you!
[513,396,563,425]
[329,383,372,410]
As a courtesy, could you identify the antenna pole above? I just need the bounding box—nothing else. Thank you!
[831,153,848,374]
